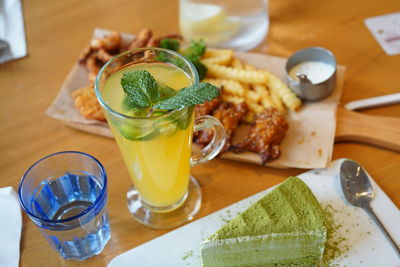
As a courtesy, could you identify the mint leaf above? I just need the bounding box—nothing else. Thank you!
[121,70,160,108]
[183,40,207,80]
[159,38,180,51]
[156,39,180,63]
[184,40,206,58]
[154,83,219,110]
[156,39,208,80]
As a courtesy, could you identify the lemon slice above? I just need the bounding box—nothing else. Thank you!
[180,2,224,26]
[117,119,159,141]
[158,122,178,137]
[180,2,241,44]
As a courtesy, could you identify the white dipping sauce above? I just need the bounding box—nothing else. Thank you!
[289,61,335,84]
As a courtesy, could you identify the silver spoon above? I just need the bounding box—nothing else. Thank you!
[340,159,400,257]
[296,73,313,84]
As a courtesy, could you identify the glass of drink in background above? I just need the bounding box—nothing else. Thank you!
[18,151,110,261]
[179,0,269,51]
[95,47,226,229]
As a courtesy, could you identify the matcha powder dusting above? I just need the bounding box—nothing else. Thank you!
[321,203,350,266]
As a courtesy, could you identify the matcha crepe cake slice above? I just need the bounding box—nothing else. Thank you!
[201,177,327,267]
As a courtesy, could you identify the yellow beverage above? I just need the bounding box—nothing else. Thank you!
[102,63,194,209]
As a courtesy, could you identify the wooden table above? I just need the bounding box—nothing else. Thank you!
[0,0,399,266]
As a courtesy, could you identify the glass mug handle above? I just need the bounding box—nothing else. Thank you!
[191,115,226,166]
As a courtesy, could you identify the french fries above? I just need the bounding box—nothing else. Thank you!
[202,49,234,65]
[201,49,302,122]
[205,63,268,84]
[203,78,246,97]
[231,58,244,69]
[262,70,301,111]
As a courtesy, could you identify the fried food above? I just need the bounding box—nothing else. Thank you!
[230,58,244,69]
[195,98,221,118]
[203,78,246,97]
[85,53,103,84]
[72,33,295,164]
[195,101,249,154]
[96,48,114,63]
[200,48,302,116]
[202,49,233,65]
[252,84,286,114]
[91,31,121,51]
[244,88,261,103]
[78,45,94,64]
[73,29,183,122]
[128,28,152,50]
[242,111,256,124]
[221,94,245,105]
[79,31,121,64]
[213,101,249,153]
[246,100,264,114]
[193,98,221,142]
[262,70,301,111]
[233,107,288,164]
[204,62,268,84]
[78,31,124,85]
[72,85,106,121]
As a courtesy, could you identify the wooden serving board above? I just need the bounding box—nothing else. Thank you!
[335,107,400,152]
[47,28,400,168]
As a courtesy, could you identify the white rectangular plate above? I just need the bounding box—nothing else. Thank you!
[108,159,400,267]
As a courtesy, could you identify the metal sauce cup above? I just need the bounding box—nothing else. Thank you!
[286,47,336,101]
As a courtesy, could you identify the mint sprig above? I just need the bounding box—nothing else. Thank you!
[154,83,219,110]
[158,39,208,80]
[121,70,160,108]
[121,70,219,113]
[159,38,180,52]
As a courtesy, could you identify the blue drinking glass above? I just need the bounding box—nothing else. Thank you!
[18,151,111,261]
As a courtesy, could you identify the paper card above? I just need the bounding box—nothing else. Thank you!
[365,12,400,55]
[0,0,27,64]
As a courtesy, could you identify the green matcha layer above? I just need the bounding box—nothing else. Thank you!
[201,177,327,267]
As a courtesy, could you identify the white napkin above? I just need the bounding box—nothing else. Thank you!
[0,187,22,267]
[0,0,27,63]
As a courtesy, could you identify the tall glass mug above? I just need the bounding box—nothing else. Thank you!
[179,0,269,51]
[95,48,226,229]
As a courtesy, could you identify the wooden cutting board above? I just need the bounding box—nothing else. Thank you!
[335,106,400,152]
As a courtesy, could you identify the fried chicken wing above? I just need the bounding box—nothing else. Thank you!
[193,98,221,142]
[72,85,106,121]
[195,98,220,118]
[79,31,121,64]
[91,31,121,51]
[195,101,248,153]
[96,48,114,63]
[233,107,288,164]
[78,45,94,64]
[128,28,152,50]
[85,53,106,84]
